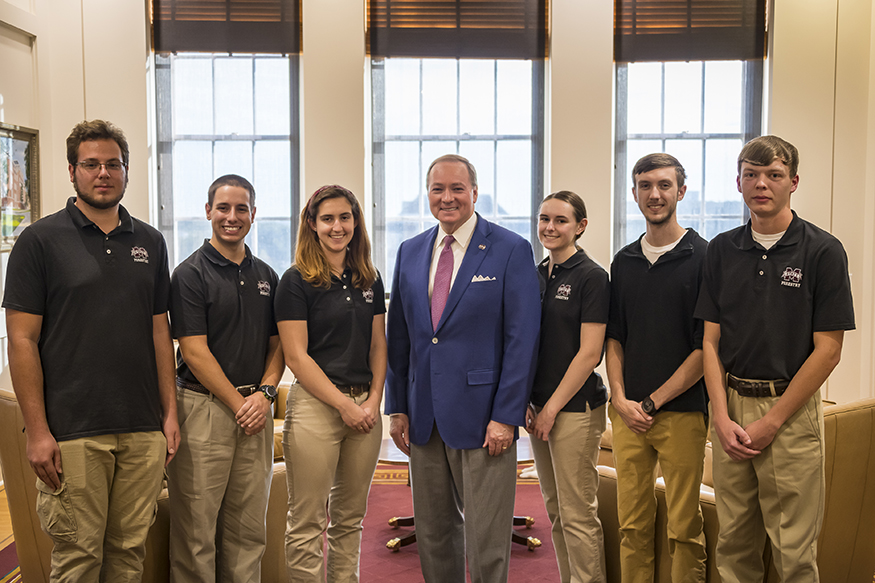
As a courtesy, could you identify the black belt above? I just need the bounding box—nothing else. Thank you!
[337,383,370,397]
[176,377,258,397]
[727,374,790,398]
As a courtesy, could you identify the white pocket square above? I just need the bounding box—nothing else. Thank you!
[471,275,496,282]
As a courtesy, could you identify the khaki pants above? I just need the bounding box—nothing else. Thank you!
[167,388,274,583]
[531,405,607,583]
[282,383,381,583]
[713,389,824,583]
[609,405,707,583]
[36,431,166,583]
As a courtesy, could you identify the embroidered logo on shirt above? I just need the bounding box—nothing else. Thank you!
[257,281,271,296]
[555,283,571,300]
[781,267,802,288]
[131,246,149,263]
[362,288,374,303]
[471,275,496,282]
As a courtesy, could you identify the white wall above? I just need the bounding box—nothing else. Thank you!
[300,0,367,199]
[767,0,875,402]
[0,0,151,219]
[2,0,874,402]
[549,0,615,268]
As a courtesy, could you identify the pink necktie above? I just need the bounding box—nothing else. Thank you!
[431,235,455,330]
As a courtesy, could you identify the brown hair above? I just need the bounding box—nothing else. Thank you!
[540,190,587,241]
[208,174,255,208]
[737,135,799,177]
[631,153,686,188]
[295,185,377,290]
[66,120,130,166]
[426,154,478,188]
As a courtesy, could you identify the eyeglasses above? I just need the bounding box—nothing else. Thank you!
[76,160,126,173]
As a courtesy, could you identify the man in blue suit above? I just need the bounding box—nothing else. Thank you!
[386,154,541,583]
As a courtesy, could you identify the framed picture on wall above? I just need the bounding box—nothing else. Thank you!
[0,122,39,249]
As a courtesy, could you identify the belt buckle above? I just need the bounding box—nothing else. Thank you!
[236,384,258,397]
[349,385,364,397]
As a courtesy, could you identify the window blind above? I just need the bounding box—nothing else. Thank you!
[615,0,766,62]
[367,0,548,59]
[152,0,301,53]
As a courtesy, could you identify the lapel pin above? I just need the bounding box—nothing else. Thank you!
[479,244,486,250]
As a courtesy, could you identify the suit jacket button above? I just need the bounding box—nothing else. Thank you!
[432,337,438,344]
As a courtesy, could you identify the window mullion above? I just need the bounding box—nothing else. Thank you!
[700,61,707,235]
[418,59,425,223]
[613,63,629,253]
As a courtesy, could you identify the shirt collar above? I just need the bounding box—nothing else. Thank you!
[740,210,802,250]
[434,212,478,253]
[66,196,134,234]
[538,248,587,271]
[625,229,695,261]
[201,239,253,267]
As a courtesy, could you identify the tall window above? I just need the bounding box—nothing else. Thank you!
[614,60,762,246]
[367,0,548,288]
[613,0,765,249]
[152,0,300,273]
[372,58,544,287]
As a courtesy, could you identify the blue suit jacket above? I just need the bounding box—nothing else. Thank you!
[385,214,541,450]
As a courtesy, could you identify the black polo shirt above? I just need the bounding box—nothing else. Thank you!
[531,249,609,412]
[695,212,855,380]
[275,266,385,386]
[2,197,170,441]
[607,229,708,413]
[170,241,278,387]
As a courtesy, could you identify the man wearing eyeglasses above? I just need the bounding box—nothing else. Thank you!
[3,119,180,581]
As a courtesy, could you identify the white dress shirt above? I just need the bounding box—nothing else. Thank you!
[428,213,478,299]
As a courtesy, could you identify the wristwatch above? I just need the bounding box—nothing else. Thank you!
[258,384,278,404]
[641,396,657,415]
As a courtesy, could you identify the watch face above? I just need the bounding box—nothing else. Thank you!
[261,384,278,399]
[642,398,655,414]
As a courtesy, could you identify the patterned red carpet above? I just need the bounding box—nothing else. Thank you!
[360,465,559,582]
[0,543,18,583]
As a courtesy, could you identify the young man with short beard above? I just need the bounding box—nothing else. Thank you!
[4,119,180,582]
[606,153,708,583]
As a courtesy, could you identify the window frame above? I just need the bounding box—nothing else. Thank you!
[613,59,763,251]
[370,56,545,286]
[154,52,301,269]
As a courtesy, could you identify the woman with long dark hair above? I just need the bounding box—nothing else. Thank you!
[276,185,385,582]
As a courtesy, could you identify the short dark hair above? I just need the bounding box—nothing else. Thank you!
[737,135,799,177]
[207,174,256,208]
[426,154,478,189]
[66,120,130,166]
[541,190,587,241]
[631,153,686,188]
